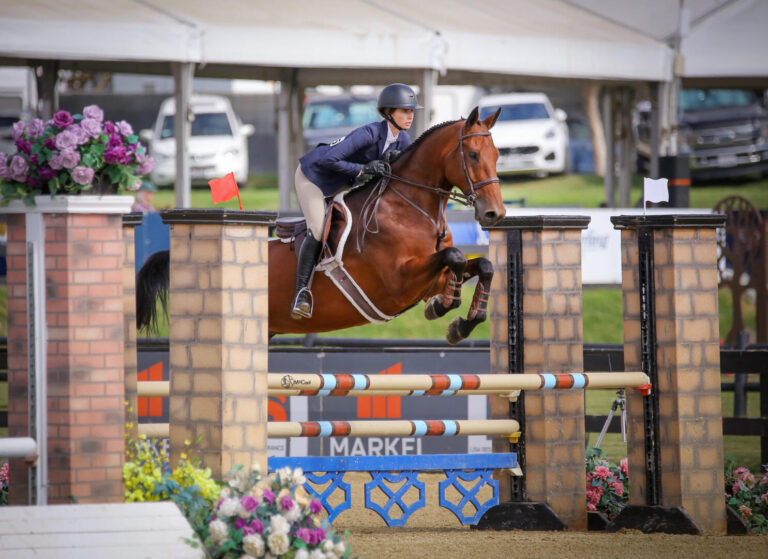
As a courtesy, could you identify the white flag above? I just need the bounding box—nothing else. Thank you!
[644,177,669,203]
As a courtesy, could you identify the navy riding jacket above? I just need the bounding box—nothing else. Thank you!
[299,120,411,196]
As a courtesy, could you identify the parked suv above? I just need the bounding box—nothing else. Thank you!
[477,92,569,177]
[302,94,379,151]
[140,95,254,187]
[636,88,768,181]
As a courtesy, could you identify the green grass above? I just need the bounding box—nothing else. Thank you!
[151,172,768,212]
[499,173,768,209]
[586,383,764,471]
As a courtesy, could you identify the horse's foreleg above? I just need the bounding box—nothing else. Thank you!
[424,247,467,320]
[445,256,493,345]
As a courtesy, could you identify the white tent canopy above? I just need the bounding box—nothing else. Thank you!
[568,0,768,85]
[0,0,673,83]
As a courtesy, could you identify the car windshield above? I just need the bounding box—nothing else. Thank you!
[679,89,756,113]
[303,99,379,130]
[480,103,550,121]
[160,112,233,138]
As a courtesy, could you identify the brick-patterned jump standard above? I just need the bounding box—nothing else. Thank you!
[122,213,143,444]
[612,214,728,534]
[484,215,591,531]
[162,209,275,477]
[3,197,133,504]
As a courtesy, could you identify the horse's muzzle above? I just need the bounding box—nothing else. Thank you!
[475,203,504,227]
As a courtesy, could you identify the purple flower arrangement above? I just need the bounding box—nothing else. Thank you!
[0,105,154,205]
[198,465,350,559]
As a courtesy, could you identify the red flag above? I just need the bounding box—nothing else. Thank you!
[208,172,243,210]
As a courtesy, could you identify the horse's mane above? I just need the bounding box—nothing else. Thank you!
[389,119,461,164]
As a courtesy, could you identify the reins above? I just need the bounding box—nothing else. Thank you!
[356,125,499,253]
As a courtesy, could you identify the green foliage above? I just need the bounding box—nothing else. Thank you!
[123,433,220,505]
[725,458,768,534]
[585,446,628,519]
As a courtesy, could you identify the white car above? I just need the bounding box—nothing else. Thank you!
[478,93,569,177]
[140,95,254,187]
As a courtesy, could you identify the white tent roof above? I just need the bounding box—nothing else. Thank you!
[0,0,673,83]
[568,0,768,84]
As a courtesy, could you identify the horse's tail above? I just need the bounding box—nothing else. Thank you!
[136,249,170,333]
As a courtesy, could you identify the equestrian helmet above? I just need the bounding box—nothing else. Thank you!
[377,83,423,115]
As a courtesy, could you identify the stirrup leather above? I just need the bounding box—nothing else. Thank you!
[290,287,314,319]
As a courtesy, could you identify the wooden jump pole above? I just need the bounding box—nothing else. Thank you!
[140,419,520,440]
[268,372,650,395]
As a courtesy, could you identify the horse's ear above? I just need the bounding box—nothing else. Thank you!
[464,106,479,130]
[483,107,501,130]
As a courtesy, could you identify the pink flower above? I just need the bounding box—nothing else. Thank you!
[262,489,275,504]
[587,502,597,511]
[71,166,94,185]
[620,458,628,476]
[593,465,612,480]
[15,138,32,154]
[59,149,80,169]
[43,137,56,150]
[48,152,63,170]
[83,105,104,122]
[309,499,323,514]
[240,494,259,512]
[249,518,263,534]
[108,134,123,148]
[9,155,28,182]
[279,495,294,510]
[739,504,752,518]
[104,121,116,135]
[12,121,25,140]
[116,120,134,136]
[69,124,90,145]
[80,118,102,138]
[55,130,78,151]
[27,118,45,139]
[52,110,74,129]
[138,156,155,175]
[612,481,624,497]
[103,146,128,164]
[38,167,56,181]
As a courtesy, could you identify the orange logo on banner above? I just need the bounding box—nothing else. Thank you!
[269,396,288,422]
[357,363,402,418]
[138,362,164,417]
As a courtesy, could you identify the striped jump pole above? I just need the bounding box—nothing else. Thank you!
[269,372,651,396]
[268,419,521,439]
[138,419,520,441]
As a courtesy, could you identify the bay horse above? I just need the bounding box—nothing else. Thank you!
[136,106,505,343]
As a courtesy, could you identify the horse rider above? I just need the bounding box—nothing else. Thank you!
[290,83,423,319]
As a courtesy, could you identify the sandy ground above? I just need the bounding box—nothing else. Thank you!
[322,473,766,559]
[341,528,768,559]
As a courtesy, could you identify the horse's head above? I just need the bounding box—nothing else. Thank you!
[446,107,505,227]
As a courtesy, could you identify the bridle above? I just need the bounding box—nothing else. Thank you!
[357,123,499,251]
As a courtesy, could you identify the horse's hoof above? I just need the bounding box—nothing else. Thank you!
[424,295,443,320]
[445,317,465,345]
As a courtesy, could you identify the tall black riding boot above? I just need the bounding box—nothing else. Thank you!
[290,233,323,319]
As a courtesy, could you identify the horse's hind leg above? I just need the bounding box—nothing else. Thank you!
[446,256,493,345]
[424,247,467,320]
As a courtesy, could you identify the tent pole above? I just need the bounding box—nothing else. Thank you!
[172,62,194,209]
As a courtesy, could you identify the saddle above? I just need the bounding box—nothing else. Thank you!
[274,192,396,324]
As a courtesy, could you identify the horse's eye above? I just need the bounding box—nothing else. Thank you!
[469,151,479,161]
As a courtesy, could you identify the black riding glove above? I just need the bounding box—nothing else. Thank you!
[361,159,388,177]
